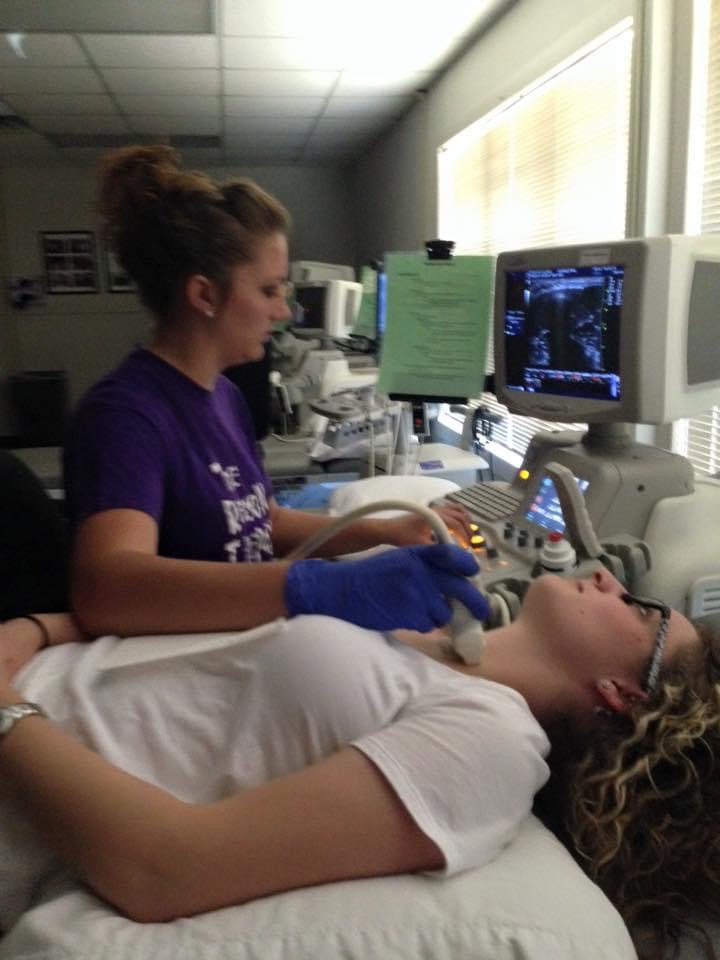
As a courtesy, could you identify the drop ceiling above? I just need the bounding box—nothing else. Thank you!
[0,0,508,168]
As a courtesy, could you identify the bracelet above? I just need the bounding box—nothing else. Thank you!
[20,615,51,650]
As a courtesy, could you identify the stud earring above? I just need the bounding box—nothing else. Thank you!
[205,310,214,320]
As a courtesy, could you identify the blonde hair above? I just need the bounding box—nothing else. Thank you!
[96,144,290,318]
[565,623,720,958]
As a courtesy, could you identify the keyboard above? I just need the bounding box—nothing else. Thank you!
[448,482,524,522]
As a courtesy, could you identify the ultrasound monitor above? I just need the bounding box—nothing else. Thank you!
[494,235,720,425]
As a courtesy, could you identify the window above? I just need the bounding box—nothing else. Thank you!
[437,22,633,459]
[674,0,720,477]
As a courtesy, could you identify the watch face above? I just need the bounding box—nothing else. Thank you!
[0,707,20,735]
[0,703,40,736]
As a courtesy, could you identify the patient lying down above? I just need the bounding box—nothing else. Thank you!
[0,568,718,959]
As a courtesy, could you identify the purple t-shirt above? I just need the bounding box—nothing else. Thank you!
[64,349,274,563]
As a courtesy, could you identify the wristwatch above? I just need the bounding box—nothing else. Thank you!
[0,702,47,738]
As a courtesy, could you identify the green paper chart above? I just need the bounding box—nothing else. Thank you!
[377,252,494,399]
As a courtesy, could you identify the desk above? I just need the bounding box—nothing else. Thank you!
[410,443,488,477]
[385,443,488,486]
[261,435,369,506]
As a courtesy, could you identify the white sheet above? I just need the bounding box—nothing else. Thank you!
[0,628,638,960]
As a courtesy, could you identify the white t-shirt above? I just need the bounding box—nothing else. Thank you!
[5,616,549,923]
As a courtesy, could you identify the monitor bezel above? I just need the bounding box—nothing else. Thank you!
[493,239,649,423]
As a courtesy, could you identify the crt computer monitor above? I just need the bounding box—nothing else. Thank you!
[493,235,720,425]
[293,280,363,339]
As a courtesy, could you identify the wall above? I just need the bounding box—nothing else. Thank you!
[0,176,20,432]
[0,162,356,437]
[350,0,635,266]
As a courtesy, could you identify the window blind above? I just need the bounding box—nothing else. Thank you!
[677,0,720,477]
[437,24,633,458]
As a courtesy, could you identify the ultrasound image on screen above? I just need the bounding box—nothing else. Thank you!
[526,278,606,371]
[504,265,623,402]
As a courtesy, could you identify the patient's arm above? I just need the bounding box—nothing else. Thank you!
[0,690,442,923]
[0,614,88,681]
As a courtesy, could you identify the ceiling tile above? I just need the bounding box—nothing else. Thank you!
[224,96,325,118]
[0,67,104,94]
[4,93,117,115]
[221,0,308,37]
[0,0,212,34]
[29,114,130,135]
[225,144,301,164]
[129,115,221,135]
[101,68,220,96]
[225,131,307,149]
[305,142,381,163]
[312,115,393,139]
[300,143,357,162]
[223,70,337,97]
[334,71,433,97]
[224,117,313,136]
[347,41,446,75]
[220,0,463,52]
[174,147,225,166]
[115,94,220,116]
[0,33,89,67]
[0,0,505,169]
[222,37,344,71]
[323,95,412,118]
[82,35,218,69]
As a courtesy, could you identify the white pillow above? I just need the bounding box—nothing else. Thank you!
[330,475,460,519]
[0,815,636,960]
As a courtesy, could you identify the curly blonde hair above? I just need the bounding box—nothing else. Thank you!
[96,144,290,319]
[565,622,720,958]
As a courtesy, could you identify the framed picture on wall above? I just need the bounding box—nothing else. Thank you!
[40,231,98,294]
[104,241,135,293]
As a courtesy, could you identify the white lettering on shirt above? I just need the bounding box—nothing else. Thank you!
[210,462,272,562]
[209,461,242,493]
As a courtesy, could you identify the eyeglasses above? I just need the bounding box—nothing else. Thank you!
[621,593,671,694]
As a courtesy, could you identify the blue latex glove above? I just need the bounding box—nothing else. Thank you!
[284,543,491,632]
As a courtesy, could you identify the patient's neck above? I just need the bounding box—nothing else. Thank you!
[396,624,574,729]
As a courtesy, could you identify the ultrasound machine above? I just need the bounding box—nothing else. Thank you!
[446,235,720,624]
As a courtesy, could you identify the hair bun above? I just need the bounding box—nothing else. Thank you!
[97,144,185,229]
